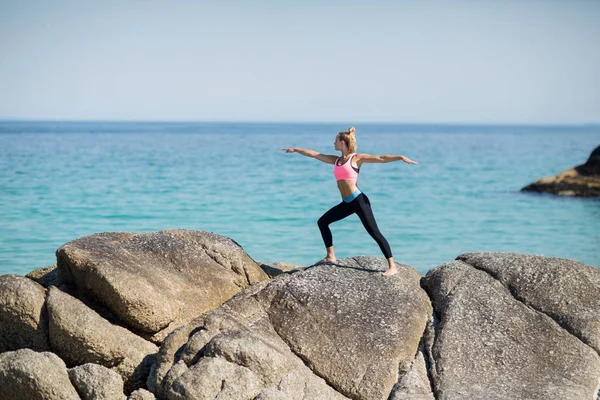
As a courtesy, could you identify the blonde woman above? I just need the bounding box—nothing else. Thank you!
[283,126,417,276]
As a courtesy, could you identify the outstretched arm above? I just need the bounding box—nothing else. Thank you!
[282,148,337,164]
[356,154,418,166]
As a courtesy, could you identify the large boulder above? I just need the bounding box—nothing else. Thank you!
[457,252,600,354]
[0,349,80,400]
[422,254,600,400]
[522,145,600,196]
[46,286,158,392]
[151,257,433,400]
[56,230,269,342]
[0,274,49,352]
[68,363,126,400]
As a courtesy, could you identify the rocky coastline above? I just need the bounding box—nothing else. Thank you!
[1,229,599,399]
[522,145,600,197]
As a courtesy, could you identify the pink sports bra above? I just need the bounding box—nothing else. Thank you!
[334,154,360,182]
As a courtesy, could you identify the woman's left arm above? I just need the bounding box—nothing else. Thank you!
[356,154,418,166]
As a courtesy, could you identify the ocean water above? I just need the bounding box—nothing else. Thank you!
[0,121,598,276]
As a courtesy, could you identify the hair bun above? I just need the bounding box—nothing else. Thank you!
[348,126,355,135]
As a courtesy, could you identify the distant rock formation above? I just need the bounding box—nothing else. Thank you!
[522,145,600,197]
[1,230,599,399]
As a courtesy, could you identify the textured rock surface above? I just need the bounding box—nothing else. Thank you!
[0,274,49,352]
[46,286,158,392]
[128,388,156,400]
[422,257,600,400]
[522,145,600,196]
[68,363,126,400]
[457,252,600,354]
[388,344,435,400]
[151,256,432,400]
[259,261,304,277]
[167,357,263,400]
[56,229,269,342]
[0,349,80,400]
[26,264,68,289]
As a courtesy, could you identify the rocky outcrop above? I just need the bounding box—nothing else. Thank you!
[150,257,433,400]
[56,229,269,343]
[68,363,126,400]
[0,349,80,400]
[422,253,600,399]
[2,225,600,400]
[46,286,158,392]
[522,145,600,196]
[0,275,49,352]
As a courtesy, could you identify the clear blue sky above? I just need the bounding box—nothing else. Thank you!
[1,0,599,123]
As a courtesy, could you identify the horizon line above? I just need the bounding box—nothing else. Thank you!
[1,118,600,128]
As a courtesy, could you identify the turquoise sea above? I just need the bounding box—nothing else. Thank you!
[1,121,598,275]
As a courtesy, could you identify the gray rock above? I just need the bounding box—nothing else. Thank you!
[56,229,269,342]
[46,286,158,393]
[0,274,49,352]
[166,357,263,400]
[259,261,304,277]
[68,363,126,400]
[0,348,80,400]
[26,264,68,289]
[522,145,600,197]
[153,256,432,400]
[252,388,289,400]
[422,259,600,400]
[267,257,432,400]
[457,252,600,354]
[388,344,434,400]
[128,388,156,400]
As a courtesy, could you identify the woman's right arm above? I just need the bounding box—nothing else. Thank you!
[282,148,337,164]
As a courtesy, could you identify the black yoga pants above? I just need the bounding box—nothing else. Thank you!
[317,193,393,259]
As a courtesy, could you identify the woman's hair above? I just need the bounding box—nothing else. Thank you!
[338,126,357,153]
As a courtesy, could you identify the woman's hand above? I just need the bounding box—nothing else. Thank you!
[282,148,296,153]
[401,156,418,164]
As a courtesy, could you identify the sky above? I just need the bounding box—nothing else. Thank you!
[0,0,599,124]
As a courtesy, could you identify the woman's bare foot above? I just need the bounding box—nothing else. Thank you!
[383,257,398,276]
[316,256,336,265]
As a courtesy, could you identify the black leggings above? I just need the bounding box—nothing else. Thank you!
[317,193,393,259]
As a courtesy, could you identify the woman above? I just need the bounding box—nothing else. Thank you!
[283,126,417,276]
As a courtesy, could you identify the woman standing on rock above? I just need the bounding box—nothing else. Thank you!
[283,126,417,276]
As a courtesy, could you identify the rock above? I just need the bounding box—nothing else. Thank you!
[26,264,68,289]
[253,388,290,400]
[0,274,49,352]
[457,252,600,354]
[56,229,269,342]
[522,145,600,196]
[152,256,432,400]
[259,261,304,277]
[422,257,600,399]
[388,343,434,400]
[128,388,156,400]
[0,348,80,400]
[46,286,158,393]
[68,363,126,400]
[267,257,432,400]
[167,357,263,400]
